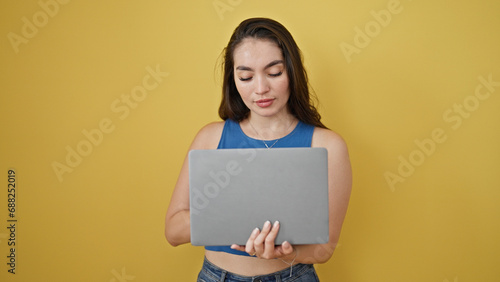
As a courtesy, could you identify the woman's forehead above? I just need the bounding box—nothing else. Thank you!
[233,38,283,68]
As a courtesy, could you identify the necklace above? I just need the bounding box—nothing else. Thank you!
[248,119,295,149]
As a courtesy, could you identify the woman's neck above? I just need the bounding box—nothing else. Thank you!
[244,112,298,140]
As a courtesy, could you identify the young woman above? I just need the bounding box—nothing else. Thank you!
[165,18,352,281]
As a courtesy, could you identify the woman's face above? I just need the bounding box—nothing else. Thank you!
[233,38,290,119]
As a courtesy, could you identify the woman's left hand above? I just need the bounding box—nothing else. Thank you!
[231,220,295,259]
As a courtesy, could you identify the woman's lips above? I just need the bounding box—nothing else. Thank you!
[255,98,275,108]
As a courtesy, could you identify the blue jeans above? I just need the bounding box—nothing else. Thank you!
[197,257,320,282]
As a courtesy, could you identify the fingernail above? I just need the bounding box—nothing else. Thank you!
[252,228,259,235]
[264,221,271,228]
[274,221,279,227]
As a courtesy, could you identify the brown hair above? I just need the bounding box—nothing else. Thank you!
[218,17,327,128]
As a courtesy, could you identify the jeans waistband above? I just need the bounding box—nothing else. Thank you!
[200,256,314,282]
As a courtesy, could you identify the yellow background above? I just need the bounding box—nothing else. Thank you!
[1,0,499,281]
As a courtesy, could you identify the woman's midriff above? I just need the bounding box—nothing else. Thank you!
[205,250,299,276]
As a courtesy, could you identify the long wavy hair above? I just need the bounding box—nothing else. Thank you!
[218,17,327,128]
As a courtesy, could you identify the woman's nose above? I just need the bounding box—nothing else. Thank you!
[254,75,270,95]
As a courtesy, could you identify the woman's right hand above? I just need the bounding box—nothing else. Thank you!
[231,220,295,260]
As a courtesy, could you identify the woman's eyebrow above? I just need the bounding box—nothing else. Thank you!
[235,60,284,71]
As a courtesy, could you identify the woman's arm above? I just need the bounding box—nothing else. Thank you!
[164,122,224,246]
[307,127,352,263]
[231,127,352,264]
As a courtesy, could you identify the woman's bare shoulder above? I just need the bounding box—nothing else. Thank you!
[190,121,225,150]
[312,127,348,154]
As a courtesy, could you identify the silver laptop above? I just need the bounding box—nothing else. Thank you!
[189,147,329,246]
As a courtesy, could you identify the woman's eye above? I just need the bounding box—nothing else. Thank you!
[238,71,282,81]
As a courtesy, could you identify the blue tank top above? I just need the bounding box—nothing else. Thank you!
[205,118,315,256]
